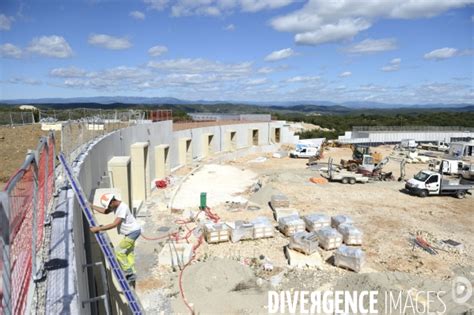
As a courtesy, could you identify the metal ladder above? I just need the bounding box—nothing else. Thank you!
[59,153,145,314]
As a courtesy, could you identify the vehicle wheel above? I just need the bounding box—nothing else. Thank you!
[341,177,349,184]
[418,190,428,198]
[455,190,466,199]
[348,163,358,172]
[349,178,356,184]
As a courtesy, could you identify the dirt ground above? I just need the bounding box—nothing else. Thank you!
[135,145,473,314]
[0,124,60,188]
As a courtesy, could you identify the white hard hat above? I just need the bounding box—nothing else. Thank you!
[100,193,115,209]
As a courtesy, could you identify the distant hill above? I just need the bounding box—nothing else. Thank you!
[1,96,472,110]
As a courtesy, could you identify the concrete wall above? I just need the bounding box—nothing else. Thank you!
[62,120,291,314]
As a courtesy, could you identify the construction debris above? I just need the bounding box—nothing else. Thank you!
[278,215,306,237]
[285,246,323,269]
[303,214,331,232]
[317,227,343,250]
[334,245,365,272]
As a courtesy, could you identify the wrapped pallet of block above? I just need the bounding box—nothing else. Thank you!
[303,214,331,232]
[289,231,319,255]
[271,194,289,208]
[337,223,363,245]
[278,215,305,237]
[334,245,365,272]
[251,216,274,239]
[331,215,353,228]
[317,227,343,250]
[203,222,229,244]
[227,220,254,243]
[273,207,299,221]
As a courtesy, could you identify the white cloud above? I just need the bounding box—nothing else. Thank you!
[286,76,320,83]
[50,66,87,78]
[144,0,169,11]
[423,47,458,60]
[346,38,397,54]
[0,43,22,58]
[148,45,168,57]
[257,67,274,74]
[295,18,371,45]
[7,77,42,85]
[245,78,269,85]
[264,48,295,62]
[27,35,73,58]
[271,0,472,45]
[224,24,235,31]
[0,14,14,31]
[130,11,146,20]
[339,71,352,78]
[147,58,252,76]
[88,34,132,50]
[168,0,292,17]
[381,58,401,72]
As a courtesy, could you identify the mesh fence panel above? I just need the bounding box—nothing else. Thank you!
[1,133,56,315]
[7,164,35,315]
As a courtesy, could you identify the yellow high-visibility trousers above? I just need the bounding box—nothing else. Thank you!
[115,236,137,274]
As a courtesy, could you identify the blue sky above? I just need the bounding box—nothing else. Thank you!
[0,0,473,104]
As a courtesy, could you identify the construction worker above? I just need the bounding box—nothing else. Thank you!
[90,193,141,281]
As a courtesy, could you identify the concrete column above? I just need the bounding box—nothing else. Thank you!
[131,142,149,203]
[224,130,237,152]
[202,133,214,158]
[179,137,192,165]
[154,144,170,179]
[107,156,131,207]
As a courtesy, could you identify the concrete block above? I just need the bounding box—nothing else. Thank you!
[270,194,289,208]
[154,144,170,180]
[203,222,229,243]
[285,246,322,268]
[278,215,306,237]
[108,156,131,208]
[273,207,299,222]
[179,137,192,165]
[158,242,193,268]
[131,142,150,204]
[303,214,331,232]
[224,130,237,152]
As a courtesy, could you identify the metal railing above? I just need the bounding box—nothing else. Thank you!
[0,132,56,315]
[352,126,474,132]
[0,112,35,126]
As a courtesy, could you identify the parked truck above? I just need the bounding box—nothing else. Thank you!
[405,169,473,198]
[419,141,449,152]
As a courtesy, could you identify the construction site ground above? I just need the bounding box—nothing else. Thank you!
[135,145,474,314]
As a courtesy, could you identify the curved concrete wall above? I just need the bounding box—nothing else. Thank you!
[60,120,291,313]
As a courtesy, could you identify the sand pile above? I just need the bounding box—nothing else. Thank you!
[172,258,267,314]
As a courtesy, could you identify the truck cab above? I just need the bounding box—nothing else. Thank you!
[405,169,473,198]
[406,171,441,197]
